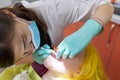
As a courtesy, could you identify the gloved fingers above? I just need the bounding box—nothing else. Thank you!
[62,46,70,59]
[32,52,41,64]
[69,52,78,58]
[37,49,52,56]
[69,46,85,58]
[33,48,52,64]
[56,44,65,59]
[41,44,50,49]
[39,54,50,59]
[35,54,50,64]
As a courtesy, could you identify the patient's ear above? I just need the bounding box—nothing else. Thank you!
[2,9,16,17]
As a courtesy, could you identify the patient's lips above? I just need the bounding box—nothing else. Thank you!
[51,53,56,58]
[51,51,63,60]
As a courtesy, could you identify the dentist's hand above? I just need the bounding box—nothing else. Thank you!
[33,44,53,64]
[56,19,102,59]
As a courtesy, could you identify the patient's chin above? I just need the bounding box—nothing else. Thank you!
[44,49,86,74]
[63,49,86,73]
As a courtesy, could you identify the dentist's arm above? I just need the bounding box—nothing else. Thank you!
[56,3,114,59]
[92,3,114,27]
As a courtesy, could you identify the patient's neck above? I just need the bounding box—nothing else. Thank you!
[62,50,85,73]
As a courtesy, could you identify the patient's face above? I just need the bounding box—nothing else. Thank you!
[44,50,86,74]
[11,17,35,64]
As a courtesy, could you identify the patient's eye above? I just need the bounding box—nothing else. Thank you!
[22,52,31,57]
[22,35,26,49]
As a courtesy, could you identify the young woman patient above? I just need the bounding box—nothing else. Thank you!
[0,4,107,80]
[42,44,107,80]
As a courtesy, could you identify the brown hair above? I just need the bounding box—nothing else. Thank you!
[0,3,51,47]
[0,11,15,68]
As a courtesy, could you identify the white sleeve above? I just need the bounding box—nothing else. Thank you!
[20,0,43,8]
[96,0,110,6]
[20,0,87,27]
[52,0,111,27]
[88,0,111,18]
[21,0,110,26]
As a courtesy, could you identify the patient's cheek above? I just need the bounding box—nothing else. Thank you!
[63,50,86,73]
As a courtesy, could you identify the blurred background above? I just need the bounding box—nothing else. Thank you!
[0,0,12,8]
[0,0,119,15]
[0,0,34,8]
[0,0,120,80]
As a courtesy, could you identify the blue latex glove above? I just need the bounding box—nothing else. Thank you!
[33,44,52,64]
[56,19,102,59]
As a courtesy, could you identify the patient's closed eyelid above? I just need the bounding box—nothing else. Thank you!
[22,52,31,57]
[22,35,26,49]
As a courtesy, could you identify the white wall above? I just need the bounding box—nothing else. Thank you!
[0,0,12,8]
[0,0,38,8]
[12,0,36,4]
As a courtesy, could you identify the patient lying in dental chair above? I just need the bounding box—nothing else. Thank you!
[0,44,108,80]
[42,44,108,80]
